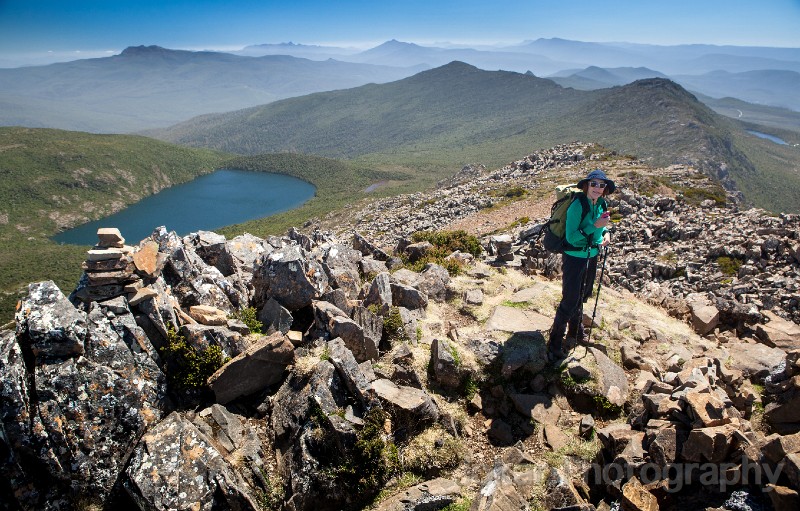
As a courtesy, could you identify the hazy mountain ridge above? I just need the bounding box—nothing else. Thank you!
[146,62,583,158]
[0,46,425,132]
[1,38,798,134]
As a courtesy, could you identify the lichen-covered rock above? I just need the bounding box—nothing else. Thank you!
[0,329,42,510]
[252,244,329,311]
[431,337,462,389]
[154,227,240,312]
[124,411,260,511]
[15,281,87,360]
[321,243,363,299]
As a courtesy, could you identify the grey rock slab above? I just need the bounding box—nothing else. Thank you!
[727,341,786,379]
[590,347,630,407]
[208,332,294,404]
[15,280,87,360]
[509,393,562,424]
[370,378,439,423]
[484,305,552,333]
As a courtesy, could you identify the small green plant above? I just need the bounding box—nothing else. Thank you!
[592,395,623,416]
[337,409,401,494]
[160,325,226,390]
[462,375,479,400]
[657,251,677,263]
[230,306,263,334]
[441,499,473,511]
[449,343,462,368]
[383,306,409,343]
[506,216,531,230]
[442,257,465,277]
[320,343,331,361]
[416,326,423,342]
[501,300,530,309]
[255,469,285,511]
[717,256,743,276]
[411,230,482,257]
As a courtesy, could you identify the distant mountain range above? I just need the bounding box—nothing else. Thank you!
[0,38,798,133]
[0,45,425,132]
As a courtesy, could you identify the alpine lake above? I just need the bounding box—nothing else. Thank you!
[52,169,316,246]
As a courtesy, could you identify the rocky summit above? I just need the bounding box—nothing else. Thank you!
[3,143,800,511]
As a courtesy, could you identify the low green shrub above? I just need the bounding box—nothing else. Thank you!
[160,325,226,390]
[717,256,743,276]
[230,306,263,334]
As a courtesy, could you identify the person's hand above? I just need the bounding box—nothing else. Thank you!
[594,213,610,228]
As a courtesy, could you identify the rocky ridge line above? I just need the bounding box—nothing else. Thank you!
[1,143,800,511]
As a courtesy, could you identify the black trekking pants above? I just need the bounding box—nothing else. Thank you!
[556,252,598,323]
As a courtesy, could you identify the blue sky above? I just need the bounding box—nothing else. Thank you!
[1,0,798,65]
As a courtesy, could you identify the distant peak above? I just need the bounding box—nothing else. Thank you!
[120,45,172,56]
[379,39,419,48]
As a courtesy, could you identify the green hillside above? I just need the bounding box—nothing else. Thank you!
[0,127,230,320]
[150,62,800,213]
[149,61,591,159]
[0,128,411,321]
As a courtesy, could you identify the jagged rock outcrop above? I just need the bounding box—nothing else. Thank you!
[5,142,800,511]
[6,280,166,510]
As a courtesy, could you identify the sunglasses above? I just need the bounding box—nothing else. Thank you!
[589,181,607,188]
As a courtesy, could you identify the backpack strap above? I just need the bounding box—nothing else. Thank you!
[574,193,592,240]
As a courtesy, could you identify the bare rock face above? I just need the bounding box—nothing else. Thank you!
[470,462,531,511]
[431,337,462,390]
[371,477,461,511]
[590,346,630,408]
[371,378,440,426]
[269,360,365,511]
[252,244,329,311]
[364,272,393,310]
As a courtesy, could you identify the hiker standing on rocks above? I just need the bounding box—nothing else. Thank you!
[548,169,615,359]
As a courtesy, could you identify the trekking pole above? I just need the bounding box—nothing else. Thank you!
[568,245,593,355]
[586,245,610,344]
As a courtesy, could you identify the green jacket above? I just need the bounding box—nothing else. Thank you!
[564,194,607,258]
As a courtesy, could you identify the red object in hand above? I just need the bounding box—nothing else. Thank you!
[601,212,611,218]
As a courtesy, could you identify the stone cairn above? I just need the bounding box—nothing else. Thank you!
[72,228,145,304]
[488,234,516,265]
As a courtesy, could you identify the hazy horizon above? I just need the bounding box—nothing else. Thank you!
[1,0,799,68]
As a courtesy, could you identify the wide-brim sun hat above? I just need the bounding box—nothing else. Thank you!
[577,169,616,194]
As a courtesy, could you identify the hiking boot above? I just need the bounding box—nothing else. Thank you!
[547,347,569,362]
[567,319,588,346]
[548,311,568,360]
